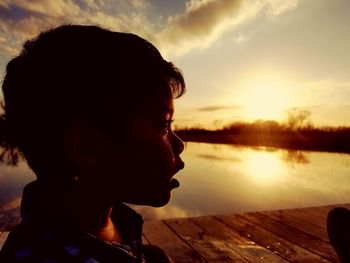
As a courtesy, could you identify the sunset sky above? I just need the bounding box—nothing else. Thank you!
[0,0,349,129]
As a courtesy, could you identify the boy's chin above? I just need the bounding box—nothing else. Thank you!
[130,191,172,207]
[149,196,171,207]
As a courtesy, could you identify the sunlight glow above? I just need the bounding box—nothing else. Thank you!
[246,150,283,184]
[239,74,294,121]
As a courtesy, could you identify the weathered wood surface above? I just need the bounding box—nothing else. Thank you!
[0,204,346,262]
[143,204,344,263]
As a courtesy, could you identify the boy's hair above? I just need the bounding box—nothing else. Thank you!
[0,25,185,180]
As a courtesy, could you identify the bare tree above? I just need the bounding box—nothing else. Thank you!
[285,108,313,130]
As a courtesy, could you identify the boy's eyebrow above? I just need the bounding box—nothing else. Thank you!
[162,106,174,115]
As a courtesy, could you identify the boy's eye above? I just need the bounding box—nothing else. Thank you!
[159,119,174,132]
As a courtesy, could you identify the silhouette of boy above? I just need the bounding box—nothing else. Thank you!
[0,25,185,262]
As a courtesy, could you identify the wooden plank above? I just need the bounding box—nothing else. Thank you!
[242,212,339,262]
[262,210,329,242]
[191,216,288,262]
[340,204,350,211]
[143,220,205,263]
[300,206,331,223]
[322,204,350,218]
[297,205,345,230]
[2,204,349,262]
[284,208,327,229]
[0,231,9,251]
[216,214,331,262]
[165,217,248,262]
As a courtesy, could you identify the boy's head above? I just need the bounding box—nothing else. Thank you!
[1,25,186,206]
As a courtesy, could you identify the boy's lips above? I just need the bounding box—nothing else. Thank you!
[170,178,180,189]
[170,159,184,189]
[175,159,185,173]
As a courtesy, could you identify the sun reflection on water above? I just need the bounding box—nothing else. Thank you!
[2,142,350,221]
[245,151,284,185]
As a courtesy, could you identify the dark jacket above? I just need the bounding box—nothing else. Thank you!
[0,180,156,262]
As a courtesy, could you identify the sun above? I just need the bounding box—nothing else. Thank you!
[238,75,293,121]
[245,84,286,120]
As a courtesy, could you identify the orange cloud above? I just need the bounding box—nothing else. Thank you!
[0,0,152,56]
[198,105,242,111]
[156,0,300,57]
[0,0,300,58]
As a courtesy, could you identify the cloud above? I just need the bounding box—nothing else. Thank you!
[1,0,81,18]
[0,35,18,55]
[0,0,300,58]
[265,0,299,16]
[156,0,300,56]
[0,0,154,56]
[157,0,242,56]
[130,0,148,10]
[198,105,241,111]
[232,33,247,43]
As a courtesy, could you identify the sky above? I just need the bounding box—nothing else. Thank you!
[0,0,350,129]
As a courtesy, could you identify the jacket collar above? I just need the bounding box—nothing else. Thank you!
[21,180,144,243]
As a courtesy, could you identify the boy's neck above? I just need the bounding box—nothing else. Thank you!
[26,180,124,243]
[65,187,124,243]
[92,215,123,243]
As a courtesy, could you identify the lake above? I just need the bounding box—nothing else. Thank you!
[1,142,350,221]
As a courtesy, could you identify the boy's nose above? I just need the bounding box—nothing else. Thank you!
[171,131,185,155]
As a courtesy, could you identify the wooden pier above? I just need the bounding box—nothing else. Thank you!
[142,205,344,262]
[1,204,346,262]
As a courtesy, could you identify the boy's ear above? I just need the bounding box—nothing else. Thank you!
[63,121,106,175]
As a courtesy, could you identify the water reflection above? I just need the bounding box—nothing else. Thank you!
[133,142,350,220]
[197,154,241,162]
[1,142,350,221]
[129,203,201,221]
[282,150,310,167]
[245,151,283,185]
[0,161,35,205]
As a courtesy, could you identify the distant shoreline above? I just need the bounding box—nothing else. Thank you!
[176,131,350,154]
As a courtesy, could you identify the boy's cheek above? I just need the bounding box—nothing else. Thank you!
[98,129,176,184]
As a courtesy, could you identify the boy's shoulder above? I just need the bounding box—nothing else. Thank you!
[0,223,46,262]
[0,223,137,262]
